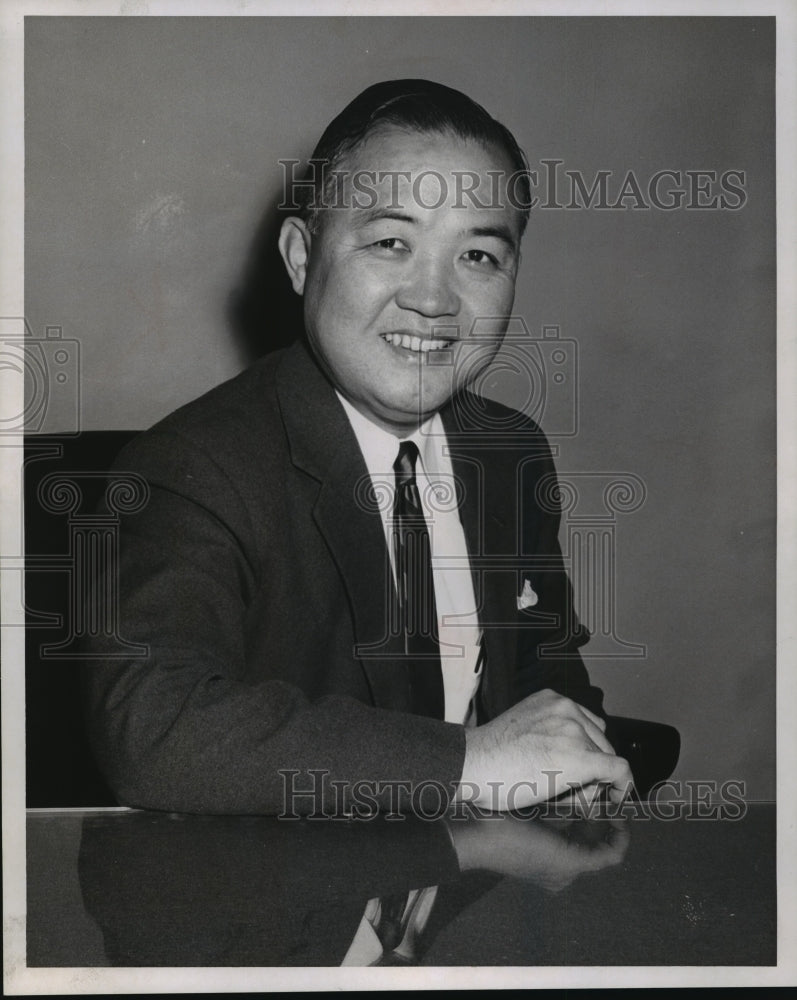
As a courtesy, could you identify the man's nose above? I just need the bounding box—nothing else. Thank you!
[395,255,460,317]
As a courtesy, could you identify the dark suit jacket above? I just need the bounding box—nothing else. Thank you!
[83,339,601,814]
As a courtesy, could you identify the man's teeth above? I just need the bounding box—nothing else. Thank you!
[382,333,452,353]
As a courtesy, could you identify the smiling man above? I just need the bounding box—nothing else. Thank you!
[84,80,632,816]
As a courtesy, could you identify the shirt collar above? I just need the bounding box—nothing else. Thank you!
[335,392,445,478]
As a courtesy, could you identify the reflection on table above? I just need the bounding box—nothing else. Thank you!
[27,803,776,967]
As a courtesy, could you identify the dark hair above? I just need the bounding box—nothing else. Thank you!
[297,78,531,234]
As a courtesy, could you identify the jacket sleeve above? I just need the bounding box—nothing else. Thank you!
[511,433,605,718]
[82,429,465,816]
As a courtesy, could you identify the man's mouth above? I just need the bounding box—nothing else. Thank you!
[380,332,455,354]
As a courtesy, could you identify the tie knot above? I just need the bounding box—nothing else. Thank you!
[394,440,420,480]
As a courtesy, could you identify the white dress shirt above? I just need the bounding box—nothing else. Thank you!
[336,392,483,726]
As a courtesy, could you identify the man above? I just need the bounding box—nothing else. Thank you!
[84,79,632,816]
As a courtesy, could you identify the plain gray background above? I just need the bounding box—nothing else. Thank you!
[25,16,775,799]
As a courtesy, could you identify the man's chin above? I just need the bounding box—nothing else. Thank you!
[368,396,450,435]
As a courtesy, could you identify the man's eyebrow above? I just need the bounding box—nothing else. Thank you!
[350,210,519,252]
[351,208,416,228]
[469,225,519,253]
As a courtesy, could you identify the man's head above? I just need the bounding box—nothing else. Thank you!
[279,79,530,435]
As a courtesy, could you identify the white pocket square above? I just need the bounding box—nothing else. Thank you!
[517,579,539,610]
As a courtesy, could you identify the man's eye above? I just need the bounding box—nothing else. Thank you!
[464,249,498,266]
[373,238,404,250]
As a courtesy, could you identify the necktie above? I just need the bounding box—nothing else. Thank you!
[392,441,445,719]
[370,887,439,966]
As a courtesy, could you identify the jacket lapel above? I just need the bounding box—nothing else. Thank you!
[275,341,412,712]
[442,401,523,720]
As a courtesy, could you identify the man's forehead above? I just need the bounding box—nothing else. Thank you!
[336,125,514,178]
[325,127,523,233]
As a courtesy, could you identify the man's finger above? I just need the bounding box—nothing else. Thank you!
[576,752,633,796]
[576,703,607,732]
[543,692,607,736]
[581,719,615,756]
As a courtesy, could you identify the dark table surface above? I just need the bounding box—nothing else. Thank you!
[27,801,776,969]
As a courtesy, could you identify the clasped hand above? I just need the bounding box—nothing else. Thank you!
[457,689,633,812]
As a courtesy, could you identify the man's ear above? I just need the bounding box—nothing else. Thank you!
[278,217,312,295]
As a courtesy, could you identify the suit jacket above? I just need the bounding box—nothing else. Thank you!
[83,339,601,814]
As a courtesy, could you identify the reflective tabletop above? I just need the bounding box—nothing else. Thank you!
[27,802,776,968]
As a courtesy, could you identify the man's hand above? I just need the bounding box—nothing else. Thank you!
[456,689,633,811]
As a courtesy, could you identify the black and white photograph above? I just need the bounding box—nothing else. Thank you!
[2,1,794,993]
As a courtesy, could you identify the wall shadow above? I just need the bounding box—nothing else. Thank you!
[226,197,305,364]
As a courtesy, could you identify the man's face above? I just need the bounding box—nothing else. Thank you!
[282,127,522,435]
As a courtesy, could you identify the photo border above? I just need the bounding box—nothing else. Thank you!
[2,0,794,993]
